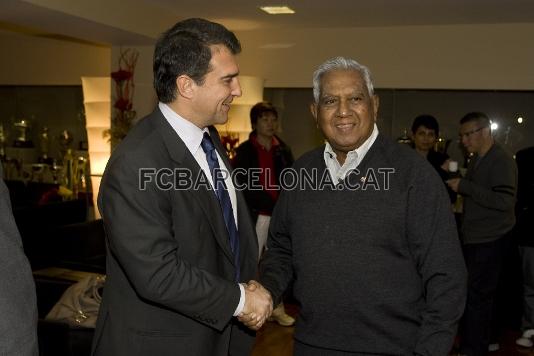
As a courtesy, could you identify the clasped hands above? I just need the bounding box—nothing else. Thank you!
[446,177,461,192]
[237,280,273,330]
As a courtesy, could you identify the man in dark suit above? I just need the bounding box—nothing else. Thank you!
[91,18,272,356]
[0,166,38,355]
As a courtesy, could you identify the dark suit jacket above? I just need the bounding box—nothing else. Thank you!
[0,167,38,356]
[91,108,258,356]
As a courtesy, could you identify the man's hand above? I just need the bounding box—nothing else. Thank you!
[238,280,273,330]
[446,178,461,193]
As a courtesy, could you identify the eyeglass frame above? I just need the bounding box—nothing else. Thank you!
[458,126,487,139]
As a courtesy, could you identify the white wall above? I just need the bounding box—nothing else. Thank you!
[115,23,534,125]
[0,30,110,85]
[236,23,534,90]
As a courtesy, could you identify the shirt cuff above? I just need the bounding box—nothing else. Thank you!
[233,283,246,316]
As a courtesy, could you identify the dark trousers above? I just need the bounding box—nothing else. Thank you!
[520,246,534,330]
[459,237,505,356]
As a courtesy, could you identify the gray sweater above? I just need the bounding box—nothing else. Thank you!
[260,134,467,356]
[458,142,517,244]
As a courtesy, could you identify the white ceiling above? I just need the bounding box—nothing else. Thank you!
[147,0,534,29]
[1,0,534,46]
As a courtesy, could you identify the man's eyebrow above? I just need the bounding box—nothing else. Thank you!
[221,72,239,80]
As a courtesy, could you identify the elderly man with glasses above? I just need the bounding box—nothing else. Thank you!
[447,112,517,356]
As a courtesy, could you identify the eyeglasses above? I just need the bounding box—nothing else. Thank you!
[459,126,486,139]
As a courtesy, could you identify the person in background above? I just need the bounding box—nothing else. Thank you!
[91,18,272,356]
[411,114,456,203]
[257,56,466,355]
[514,146,534,348]
[447,112,517,356]
[233,101,295,327]
[0,165,38,356]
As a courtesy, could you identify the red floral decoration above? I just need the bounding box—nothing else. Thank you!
[220,134,240,159]
[114,98,132,111]
[111,69,133,82]
[105,48,139,146]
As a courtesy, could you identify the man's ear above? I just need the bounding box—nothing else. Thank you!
[176,75,195,99]
[310,102,319,128]
[482,126,492,139]
[372,94,380,122]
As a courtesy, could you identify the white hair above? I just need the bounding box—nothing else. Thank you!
[312,57,374,103]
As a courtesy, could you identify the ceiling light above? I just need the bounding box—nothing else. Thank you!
[517,116,524,124]
[260,6,295,15]
[491,122,499,130]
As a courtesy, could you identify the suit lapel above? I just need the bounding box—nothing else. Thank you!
[154,111,235,265]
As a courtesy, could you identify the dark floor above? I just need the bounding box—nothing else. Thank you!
[481,331,534,356]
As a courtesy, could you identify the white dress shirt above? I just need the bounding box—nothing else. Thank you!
[159,102,245,316]
[323,123,379,182]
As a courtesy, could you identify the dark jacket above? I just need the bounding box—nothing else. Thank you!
[232,133,294,223]
[515,146,534,246]
[458,143,517,244]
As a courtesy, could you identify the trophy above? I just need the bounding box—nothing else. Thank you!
[13,119,34,147]
[397,128,412,146]
[58,130,74,164]
[58,130,75,196]
[39,126,51,162]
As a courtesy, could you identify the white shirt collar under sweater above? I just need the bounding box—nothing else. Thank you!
[323,123,379,182]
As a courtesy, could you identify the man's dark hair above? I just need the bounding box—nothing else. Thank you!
[460,111,491,127]
[411,114,439,135]
[250,101,278,127]
[153,18,241,103]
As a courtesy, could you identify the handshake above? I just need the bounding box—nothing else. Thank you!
[238,280,273,330]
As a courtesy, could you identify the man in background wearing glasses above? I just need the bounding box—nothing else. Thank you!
[447,112,517,356]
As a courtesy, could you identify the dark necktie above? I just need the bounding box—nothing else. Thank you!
[200,132,240,281]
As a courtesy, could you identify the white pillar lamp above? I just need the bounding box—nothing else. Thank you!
[81,77,111,219]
